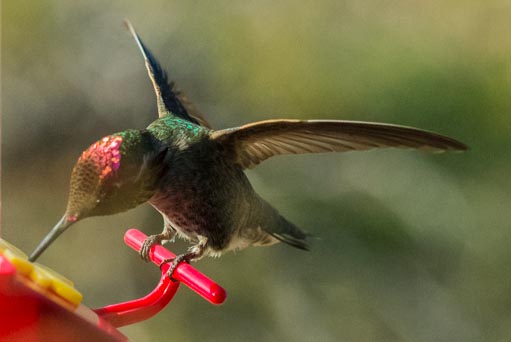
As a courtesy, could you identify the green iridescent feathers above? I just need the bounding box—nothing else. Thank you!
[147,117,210,145]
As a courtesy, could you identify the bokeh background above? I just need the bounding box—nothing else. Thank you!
[2,1,510,341]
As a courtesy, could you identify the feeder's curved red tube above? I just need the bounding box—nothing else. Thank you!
[94,271,179,328]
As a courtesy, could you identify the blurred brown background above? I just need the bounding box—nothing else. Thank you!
[2,1,510,341]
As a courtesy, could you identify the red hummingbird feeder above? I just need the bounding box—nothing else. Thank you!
[0,229,226,341]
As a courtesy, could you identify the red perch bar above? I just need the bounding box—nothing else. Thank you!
[123,229,227,305]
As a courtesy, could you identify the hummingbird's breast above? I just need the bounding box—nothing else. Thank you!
[148,139,268,254]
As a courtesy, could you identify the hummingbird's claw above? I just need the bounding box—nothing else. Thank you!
[159,253,193,282]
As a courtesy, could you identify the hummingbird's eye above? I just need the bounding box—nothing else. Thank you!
[79,135,123,181]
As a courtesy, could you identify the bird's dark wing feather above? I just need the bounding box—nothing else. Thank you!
[211,119,467,169]
[124,20,211,127]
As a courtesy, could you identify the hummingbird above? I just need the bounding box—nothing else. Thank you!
[29,21,467,277]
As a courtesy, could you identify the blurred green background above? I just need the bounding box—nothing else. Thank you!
[2,1,510,341]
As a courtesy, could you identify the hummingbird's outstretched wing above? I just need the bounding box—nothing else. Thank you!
[211,119,467,169]
[124,20,211,128]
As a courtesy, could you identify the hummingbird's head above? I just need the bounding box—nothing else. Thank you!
[29,129,167,261]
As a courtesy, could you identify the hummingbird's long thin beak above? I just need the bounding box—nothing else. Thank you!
[29,216,75,262]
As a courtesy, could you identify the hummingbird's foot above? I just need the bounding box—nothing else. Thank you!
[159,238,208,281]
[159,253,194,281]
[140,230,175,262]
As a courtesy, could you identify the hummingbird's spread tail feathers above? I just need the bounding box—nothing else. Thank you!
[212,119,467,169]
[266,218,309,251]
[124,20,211,128]
[253,197,309,251]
